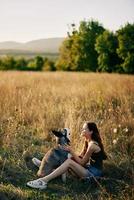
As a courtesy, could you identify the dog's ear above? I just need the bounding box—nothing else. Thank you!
[52,130,63,137]
[63,128,71,140]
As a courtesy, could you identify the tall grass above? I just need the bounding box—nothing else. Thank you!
[0,71,134,200]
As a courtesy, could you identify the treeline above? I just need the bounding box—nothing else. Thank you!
[0,19,134,73]
[0,56,56,71]
[57,20,134,73]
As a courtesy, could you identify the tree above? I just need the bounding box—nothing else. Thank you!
[77,20,105,71]
[43,58,56,71]
[117,23,134,73]
[122,52,134,73]
[15,57,27,70]
[95,30,120,72]
[27,56,44,71]
[56,20,105,71]
[34,56,44,71]
[0,59,3,70]
[0,56,16,70]
[27,59,36,71]
[56,37,75,71]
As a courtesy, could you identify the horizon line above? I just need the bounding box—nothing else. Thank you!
[0,36,66,44]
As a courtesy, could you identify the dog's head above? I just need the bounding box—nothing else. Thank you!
[52,128,71,145]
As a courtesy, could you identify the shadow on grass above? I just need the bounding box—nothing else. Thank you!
[0,157,133,200]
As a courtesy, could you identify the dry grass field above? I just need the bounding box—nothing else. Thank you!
[0,71,134,200]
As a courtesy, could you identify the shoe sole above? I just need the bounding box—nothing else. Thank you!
[32,158,41,167]
[27,182,47,190]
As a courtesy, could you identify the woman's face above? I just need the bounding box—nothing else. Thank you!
[81,123,93,140]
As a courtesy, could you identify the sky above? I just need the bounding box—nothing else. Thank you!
[0,0,134,42]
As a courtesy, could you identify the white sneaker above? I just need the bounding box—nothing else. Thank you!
[32,157,41,167]
[27,179,47,190]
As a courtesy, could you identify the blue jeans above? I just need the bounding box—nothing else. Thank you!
[85,165,103,178]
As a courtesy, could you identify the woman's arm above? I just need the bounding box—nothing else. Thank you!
[79,140,88,157]
[63,143,95,166]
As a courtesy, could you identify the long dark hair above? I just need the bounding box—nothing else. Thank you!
[87,122,107,160]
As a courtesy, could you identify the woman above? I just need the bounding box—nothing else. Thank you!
[27,122,107,189]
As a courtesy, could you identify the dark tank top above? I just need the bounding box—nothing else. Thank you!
[90,151,103,169]
[89,142,103,170]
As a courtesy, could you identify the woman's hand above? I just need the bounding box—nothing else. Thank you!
[62,144,73,153]
[37,170,45,177]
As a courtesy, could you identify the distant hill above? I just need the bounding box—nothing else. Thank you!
[0,37,65,53]
[0,41,21,49]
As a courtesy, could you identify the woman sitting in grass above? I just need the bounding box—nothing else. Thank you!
[27,122,107,189]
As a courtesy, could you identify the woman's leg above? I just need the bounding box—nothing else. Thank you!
[41,158,88,183]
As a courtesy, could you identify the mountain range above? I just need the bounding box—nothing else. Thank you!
[0,37,65,53]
